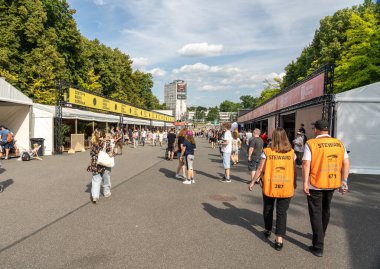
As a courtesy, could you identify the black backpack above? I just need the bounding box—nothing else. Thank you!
[21,152,30,161]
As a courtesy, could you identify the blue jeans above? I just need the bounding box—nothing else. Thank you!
[142,137,146,146]
[91,168,111,199]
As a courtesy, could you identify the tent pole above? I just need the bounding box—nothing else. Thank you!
[92,121,95,132]
[75,119,78,134]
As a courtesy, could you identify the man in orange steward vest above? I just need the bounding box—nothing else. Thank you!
[302,119,350,257]
[249,128,296,251]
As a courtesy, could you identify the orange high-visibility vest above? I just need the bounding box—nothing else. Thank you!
[307,137,345,189]
[262,148,295,198]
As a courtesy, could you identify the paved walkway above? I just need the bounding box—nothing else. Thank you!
[0,138,379,269]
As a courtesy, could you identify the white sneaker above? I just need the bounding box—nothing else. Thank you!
[175,174,182,179]
[183,180,191,185]
[191,179,195,184]
[104,192,111,198]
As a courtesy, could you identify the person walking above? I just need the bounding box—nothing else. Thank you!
[231,130,241,166]
[141,129,147,147]
[152,131,157,147]
[167,128,176,160]
[220,122,232,183]
[114,126,123,155]
[247,128,264,184]
[158,130,163,147]
[132,129,139,148]
[87,131,114,204]
[302,119,350,257]
[175,128,187,179]
[180,130,196,185]
[293,131,304,168]
[249,127,297,251]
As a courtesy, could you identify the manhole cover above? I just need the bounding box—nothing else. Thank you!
[209,194,237,202]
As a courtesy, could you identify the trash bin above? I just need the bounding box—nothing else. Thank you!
[30,138,45,156]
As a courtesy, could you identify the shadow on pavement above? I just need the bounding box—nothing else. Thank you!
[230,175,250,184]
[85,183,91,193]
[202,202,309,251]
[195,170,221,180]
[202,202,268,244]
[0,178,14,191]
[158,168,183,181]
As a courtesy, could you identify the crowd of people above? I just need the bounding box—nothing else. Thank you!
[62,118,351,258]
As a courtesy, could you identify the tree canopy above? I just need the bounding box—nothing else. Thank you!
[282,1,380,93]
[0,0,161,109]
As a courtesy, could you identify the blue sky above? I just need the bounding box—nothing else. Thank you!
[66,0,363,107]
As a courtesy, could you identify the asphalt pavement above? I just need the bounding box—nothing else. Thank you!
[0,138,379,269]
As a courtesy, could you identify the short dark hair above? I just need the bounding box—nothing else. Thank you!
[313,120,329,131]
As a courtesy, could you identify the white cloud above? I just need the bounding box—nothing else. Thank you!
[93,0,106,6]
[178,43,223,57]
[69,0,362,106]
[147,68,166,77]
[173,63,210,74]
[198,85,227,92]
[131,57,150,68]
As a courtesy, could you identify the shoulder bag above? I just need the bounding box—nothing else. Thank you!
[97,144,115,167]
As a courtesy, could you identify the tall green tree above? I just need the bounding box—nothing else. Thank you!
[207,106,220,122]
[0,0,160,109]
[239,95,259,109]
[257,78,282,106]
[219,100,241,112]
[334,3,380,92]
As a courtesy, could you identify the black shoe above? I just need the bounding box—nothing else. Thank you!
[274,241,283,251]
[309,246,323,257]
[264,230,271,238]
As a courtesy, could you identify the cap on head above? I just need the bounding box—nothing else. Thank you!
[186,130,193,136]
[313,119,329,131]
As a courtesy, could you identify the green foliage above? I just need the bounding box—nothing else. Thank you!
[256,78,282,106]
[194,109,206,121]
[334,4,380,92]
[207,106,220,122]
[282,1,380,92]
[219,100,241,112]
[239,95,259,109]
[0,0,158,109]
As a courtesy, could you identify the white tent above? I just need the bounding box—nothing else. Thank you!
[334,82,380,174]
[0,77,33,151]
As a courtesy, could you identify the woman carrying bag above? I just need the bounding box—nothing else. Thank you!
[248,128,297,251]
[87,131,115,204]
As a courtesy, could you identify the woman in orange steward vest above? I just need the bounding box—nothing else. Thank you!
[248,127,296,251]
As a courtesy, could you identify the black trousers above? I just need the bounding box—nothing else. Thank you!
[263,194,291,236]
[307,189,335,250]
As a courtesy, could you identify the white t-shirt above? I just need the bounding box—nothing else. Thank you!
[302,134,349,190]
[141,131,146,138]
[293,135,304,152]
[245,132,252,145]
[221,130,232,153]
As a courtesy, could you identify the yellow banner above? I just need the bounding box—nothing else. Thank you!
[68,88,174,122]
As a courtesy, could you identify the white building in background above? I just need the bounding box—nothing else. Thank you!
[164,80,187,120]
[219,112,237,122]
